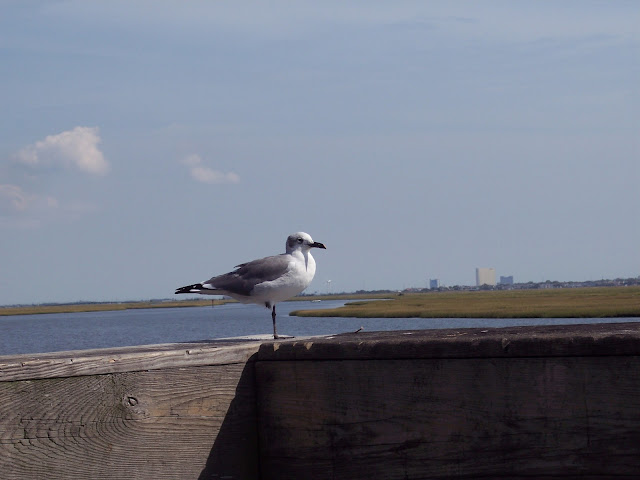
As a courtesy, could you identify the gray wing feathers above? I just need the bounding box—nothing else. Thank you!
[204,254,291,297]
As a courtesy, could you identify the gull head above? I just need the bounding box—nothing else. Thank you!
[286,232,326,254]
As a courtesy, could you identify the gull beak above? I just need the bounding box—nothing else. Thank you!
[311,241,326,249]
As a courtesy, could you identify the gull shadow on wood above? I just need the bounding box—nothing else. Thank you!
[198,354,259,480]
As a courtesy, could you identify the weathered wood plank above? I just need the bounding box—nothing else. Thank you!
[0,339,263,382]
[255,356,640,480]
[257,322,640,361]
[0,362,258,479]
[4,324,640,479]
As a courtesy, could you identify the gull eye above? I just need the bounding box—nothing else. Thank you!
[297,237,304,243]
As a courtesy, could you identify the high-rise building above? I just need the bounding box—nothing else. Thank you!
[476,268,496,287]
[500,275,514,285]
[429,279,440,289]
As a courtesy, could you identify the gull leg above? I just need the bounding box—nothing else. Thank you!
[272,305,279,339]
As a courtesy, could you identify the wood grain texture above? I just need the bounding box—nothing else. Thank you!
[256,356,640,480]
[0,362,258,479]
[257,322,640,362]
[0,340,263,382]
[4,325,640,480]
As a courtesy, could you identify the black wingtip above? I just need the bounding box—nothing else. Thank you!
[175,283,203,294]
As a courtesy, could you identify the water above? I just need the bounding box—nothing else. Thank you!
[1,299,640,356]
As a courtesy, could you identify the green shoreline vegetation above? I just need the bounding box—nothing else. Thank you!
[1,287,639,319]
[0,299,228,316]
[0,294,378,317]
[291,287,640,319]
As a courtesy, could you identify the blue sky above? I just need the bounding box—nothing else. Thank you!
[1,1,638,305]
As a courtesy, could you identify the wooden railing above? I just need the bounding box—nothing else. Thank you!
[2,322,640,479]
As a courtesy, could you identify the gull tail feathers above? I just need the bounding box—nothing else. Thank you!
[175,283,219,295]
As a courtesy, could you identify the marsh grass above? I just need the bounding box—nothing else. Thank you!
[4,288,639,319]
[0,293,390,317]
[291,287,640,319]
[0,299,224,316]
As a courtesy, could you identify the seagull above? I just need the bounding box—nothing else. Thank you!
[175,232,326,339]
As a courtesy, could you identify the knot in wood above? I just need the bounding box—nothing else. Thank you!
[126,396,138,407]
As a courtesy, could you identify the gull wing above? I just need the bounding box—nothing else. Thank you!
[204,254,291,297]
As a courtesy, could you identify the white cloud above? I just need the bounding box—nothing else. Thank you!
[181,154,202,167]
[0,184,32,212]
[0,183,100,228]
[181,154,240,184]
[190,166,240,184]
[16,126,109,175]
[0,184,59,212]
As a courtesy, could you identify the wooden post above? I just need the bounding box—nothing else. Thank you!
[0,340,262,479]
[254,323,640,479]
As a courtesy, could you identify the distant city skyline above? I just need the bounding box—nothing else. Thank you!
[500,276,514,285]
[476,268,497,287]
